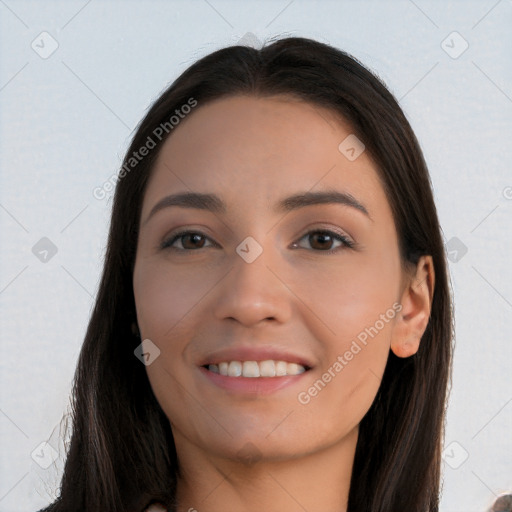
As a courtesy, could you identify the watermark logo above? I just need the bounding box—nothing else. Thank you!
[442,440,469,469]
[236,236,263,263]
[32,237,58,263]
[441,31,469,59]
[339,134,365,161]
[31,31,59,59]
[237,32,263,49]
[31,441,59,469]
[134,338,161,366]
[446,236,468,263]
[236,442,263,464]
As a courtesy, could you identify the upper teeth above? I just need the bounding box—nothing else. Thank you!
[207,360,306,377]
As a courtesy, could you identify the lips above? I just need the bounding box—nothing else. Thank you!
[198,346,313,393]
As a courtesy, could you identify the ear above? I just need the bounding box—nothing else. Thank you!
[390,255,435,358]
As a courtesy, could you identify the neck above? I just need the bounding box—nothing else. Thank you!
[174,426,358,512]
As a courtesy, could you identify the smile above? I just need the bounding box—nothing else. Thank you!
[205,360,308,378]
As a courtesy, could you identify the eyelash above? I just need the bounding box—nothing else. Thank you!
[160,228,355,254]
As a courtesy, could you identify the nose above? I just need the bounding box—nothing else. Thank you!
[212,247,293,327]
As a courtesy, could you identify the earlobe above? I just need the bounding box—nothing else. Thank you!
[390,255,435,359]
[391,336,421,358]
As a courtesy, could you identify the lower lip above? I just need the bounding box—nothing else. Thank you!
[198,366,310,395]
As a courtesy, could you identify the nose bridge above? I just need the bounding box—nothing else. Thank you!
[213,238,291,325]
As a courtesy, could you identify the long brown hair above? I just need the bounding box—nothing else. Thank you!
[40,36,454,512]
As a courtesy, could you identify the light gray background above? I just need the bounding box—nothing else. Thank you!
[1,1,511,511]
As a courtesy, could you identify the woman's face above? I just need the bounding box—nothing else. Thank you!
[133,94,409,463]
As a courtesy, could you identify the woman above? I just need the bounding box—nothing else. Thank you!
[38,36,454,512]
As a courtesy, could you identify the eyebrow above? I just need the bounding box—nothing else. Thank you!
[144,189,372,225]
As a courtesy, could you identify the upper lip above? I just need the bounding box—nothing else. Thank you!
[199,346,314,369]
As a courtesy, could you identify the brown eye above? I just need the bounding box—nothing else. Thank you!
[308,232,336,250]
[293,229,354,253]
[180,233,207,249]
[161,231,214,251]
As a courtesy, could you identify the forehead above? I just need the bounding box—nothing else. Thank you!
[143,94,390,220]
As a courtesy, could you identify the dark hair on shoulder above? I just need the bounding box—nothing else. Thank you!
[40,35,454,512]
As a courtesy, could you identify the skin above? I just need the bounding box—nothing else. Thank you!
[133,95,435,512]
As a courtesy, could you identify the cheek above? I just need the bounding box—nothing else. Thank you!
[290,251,399,419]
[295,289,396,434]
[287,246,401,346]
[132,259,220,407]
[133,259,214,340]
[132,261,204,428]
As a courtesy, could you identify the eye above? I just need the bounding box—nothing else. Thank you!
[160,230,215,251]
[292,229,355,254]
[161,228,355,254]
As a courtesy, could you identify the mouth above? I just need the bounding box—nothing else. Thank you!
[198,346,314,394]
[202,360,312,378]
